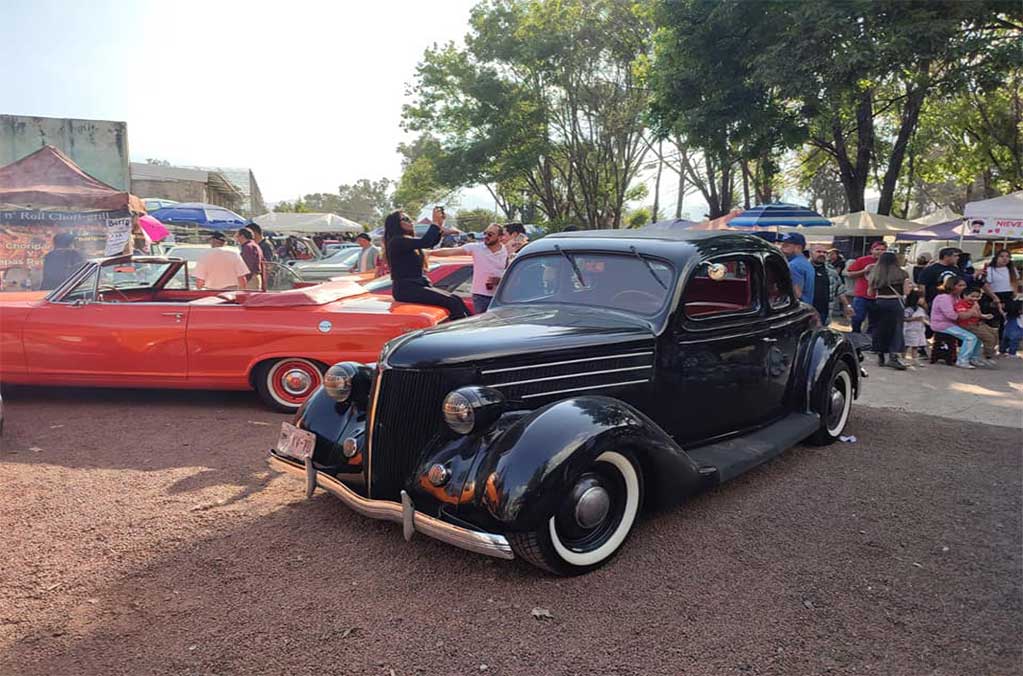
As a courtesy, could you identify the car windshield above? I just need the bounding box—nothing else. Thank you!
[497,252,674,316]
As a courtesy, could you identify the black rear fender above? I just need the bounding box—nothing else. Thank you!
[795,329,860,412]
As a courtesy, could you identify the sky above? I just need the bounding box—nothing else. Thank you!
[0,0,717,220]
[0,0,482,205]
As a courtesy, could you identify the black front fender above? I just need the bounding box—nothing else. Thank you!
[471,396,704,532]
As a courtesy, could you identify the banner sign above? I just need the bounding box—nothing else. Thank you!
[967,218,1023,239]
[0,209,128,282]
[103,216,133,256]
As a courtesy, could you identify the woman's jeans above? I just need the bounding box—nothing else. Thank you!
[941,325,983,366]
[871,298,905,354]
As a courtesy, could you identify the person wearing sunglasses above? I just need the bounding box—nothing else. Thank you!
[431,222,508,312]
[382,206,470,320]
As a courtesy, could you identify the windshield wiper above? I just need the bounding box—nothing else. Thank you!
[630,245,667,290]
[554,244,586,288]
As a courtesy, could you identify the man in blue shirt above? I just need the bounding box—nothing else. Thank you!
[779,232,815,305]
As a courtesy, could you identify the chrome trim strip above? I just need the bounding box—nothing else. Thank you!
[481,351,653,375]
[492,364,653,388]
[365,368,385,499]
[269,454,514,560]
[520,378,651,399]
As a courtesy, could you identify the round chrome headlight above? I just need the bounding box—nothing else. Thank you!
[442,386,504,435]
[323,362,359,402]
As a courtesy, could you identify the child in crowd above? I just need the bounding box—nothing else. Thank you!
[902,290,929,366]
[1000,299,1023,356]
[955,286,999,365]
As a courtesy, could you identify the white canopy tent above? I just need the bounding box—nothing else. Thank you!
[911,206,963,226]
[252,212,364,234]
[819,211,919,237]
[962,191,1023,239]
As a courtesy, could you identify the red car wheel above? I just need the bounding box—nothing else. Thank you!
[257,358,324,412]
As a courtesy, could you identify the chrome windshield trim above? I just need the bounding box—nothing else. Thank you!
[480,351,653,375]
[520,378,651,400]
[492,364,653,388]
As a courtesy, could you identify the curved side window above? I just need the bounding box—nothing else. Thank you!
[764,253,795,311]
[682,255,761,320]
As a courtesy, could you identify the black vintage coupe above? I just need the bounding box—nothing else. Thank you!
[268,230,860,575]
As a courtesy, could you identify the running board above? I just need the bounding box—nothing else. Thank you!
[686,412,820,484]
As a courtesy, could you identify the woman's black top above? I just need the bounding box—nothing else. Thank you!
[387,225,441,284]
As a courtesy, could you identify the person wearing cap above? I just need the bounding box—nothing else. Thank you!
[193,232,249,290]
[40,232,86,290]
[844,240,888,333]
[779,232,815,305]
[355,233,380,273]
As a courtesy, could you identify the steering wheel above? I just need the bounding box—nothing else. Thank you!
[98,286,130,303]
[610,289,662,311]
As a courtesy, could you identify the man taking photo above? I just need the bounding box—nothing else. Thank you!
[431,222,509,313]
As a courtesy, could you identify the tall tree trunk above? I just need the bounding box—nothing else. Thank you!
[652,140,663,222]
[829,92,874,213]
[877,85,926,215]
[742,161,751,209]
[675,169,685,219]
[901,146,916,218]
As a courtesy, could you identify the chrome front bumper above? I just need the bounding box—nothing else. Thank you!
[268,453,514,560]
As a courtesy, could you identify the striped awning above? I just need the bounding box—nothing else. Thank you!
[729,203,830,228]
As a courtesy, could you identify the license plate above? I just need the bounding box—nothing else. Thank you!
[277,422,316,460]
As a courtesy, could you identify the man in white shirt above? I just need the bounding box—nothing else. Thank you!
[430,223,508,313]
[355,233,380,273]
[193,232,250,290]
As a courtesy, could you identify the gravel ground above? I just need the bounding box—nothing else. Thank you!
[0,386,1019,676]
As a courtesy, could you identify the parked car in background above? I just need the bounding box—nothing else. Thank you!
[0,255,453,412]
[143,198,179,212]
[269,231,861,574]
[290,247,362,281]
[323,242,359,256]
[360,257,477,312]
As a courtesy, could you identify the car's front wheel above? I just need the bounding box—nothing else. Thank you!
[255,358,325,413]
[509,449,643,576]
[808,360,854,445]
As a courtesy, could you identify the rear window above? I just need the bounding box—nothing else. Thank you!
[682,257,759,319]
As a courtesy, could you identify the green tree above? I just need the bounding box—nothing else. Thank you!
[269,179,393,226]
[404,0,653,228]
[454,207,497,232]
[648,0,804,217]
[753,0,1020,214]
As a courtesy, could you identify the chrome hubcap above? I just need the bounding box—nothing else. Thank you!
[574,485,611,529]
[828,385,846,428]
[282,369,312,394]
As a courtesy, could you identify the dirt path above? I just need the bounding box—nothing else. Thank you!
[0,386,1020,675]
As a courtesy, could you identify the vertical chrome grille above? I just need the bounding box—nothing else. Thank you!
[368,369,450,499]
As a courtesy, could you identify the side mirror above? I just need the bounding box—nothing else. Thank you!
[707,263,727,281]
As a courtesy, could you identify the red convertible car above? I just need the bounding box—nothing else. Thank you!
[0,255,448,411]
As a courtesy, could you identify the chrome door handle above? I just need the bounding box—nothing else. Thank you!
[761,337,778,343]
[161,312,184,322]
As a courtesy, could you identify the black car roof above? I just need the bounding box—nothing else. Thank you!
[525,229,778,266]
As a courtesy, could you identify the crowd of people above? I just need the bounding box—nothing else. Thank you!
[780,235,1022,371]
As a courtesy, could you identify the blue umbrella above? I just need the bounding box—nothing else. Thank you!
[729,202,831,228]
[149,202,247,230]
